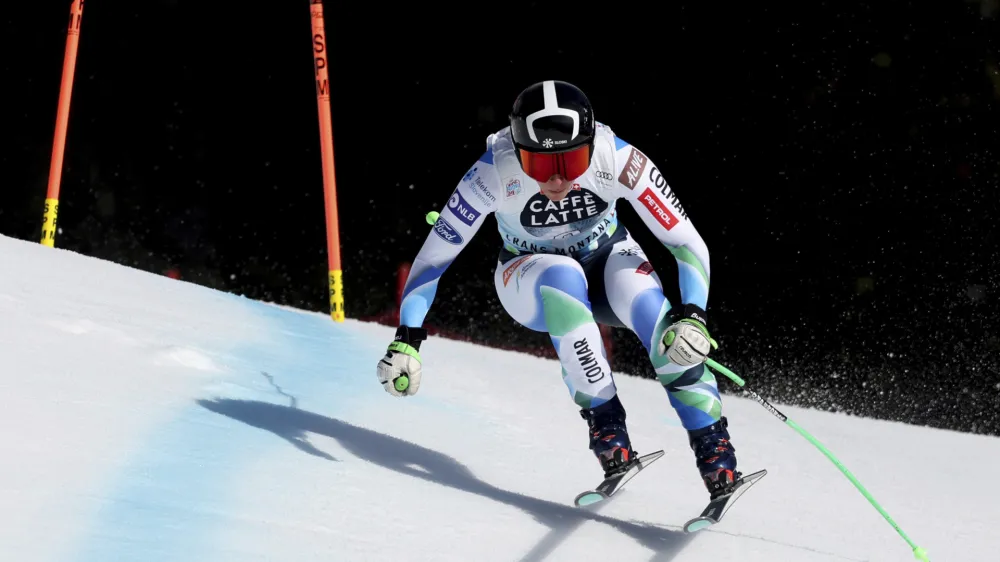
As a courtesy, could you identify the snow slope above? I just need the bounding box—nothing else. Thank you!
[0,233,995,561]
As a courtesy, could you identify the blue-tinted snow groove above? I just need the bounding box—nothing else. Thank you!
[69,296,382,562]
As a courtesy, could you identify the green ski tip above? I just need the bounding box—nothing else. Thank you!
[913,546,929,561]
[575,493,605,506]
[425,211,440,225]
[685,519,713,532]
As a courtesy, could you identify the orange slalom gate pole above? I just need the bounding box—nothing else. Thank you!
[309,0,344,322]
[41,0,85,248]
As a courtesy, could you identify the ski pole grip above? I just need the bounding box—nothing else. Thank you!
[706,358,746,387]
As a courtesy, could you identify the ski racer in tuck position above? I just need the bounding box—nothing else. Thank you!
[376,79,741,499]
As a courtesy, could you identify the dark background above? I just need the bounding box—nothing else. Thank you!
[3,1,998,434]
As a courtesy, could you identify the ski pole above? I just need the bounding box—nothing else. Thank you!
[705,358,929,562]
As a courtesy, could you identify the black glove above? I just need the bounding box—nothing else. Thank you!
[671,304,709,329]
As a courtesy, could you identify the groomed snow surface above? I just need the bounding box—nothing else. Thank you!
[0,233,995,561]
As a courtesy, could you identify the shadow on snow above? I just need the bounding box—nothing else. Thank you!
[197,397,695,562]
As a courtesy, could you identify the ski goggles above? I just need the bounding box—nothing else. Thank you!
[517,143,593,183]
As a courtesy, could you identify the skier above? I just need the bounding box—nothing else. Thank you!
[376,80,740,499]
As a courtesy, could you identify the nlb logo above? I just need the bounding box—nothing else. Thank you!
[448,190,479,226]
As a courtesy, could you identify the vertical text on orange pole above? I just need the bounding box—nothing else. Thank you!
[42,0,85,248]
[310,0,345,322]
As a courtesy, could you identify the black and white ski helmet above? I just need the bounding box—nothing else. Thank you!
[509,80,595,155]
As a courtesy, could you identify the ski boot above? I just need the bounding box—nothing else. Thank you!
[580,394,636,478]
[688,416,741,499]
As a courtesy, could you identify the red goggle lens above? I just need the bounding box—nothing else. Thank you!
[518,144,592,183]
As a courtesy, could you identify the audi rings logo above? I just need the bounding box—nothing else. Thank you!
[593,169,613,188]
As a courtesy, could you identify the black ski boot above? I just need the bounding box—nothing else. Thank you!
[688,416,741,499]
[580,394,636,478]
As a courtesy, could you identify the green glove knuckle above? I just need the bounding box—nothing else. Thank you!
[387,341,422,363]
[680,318,708,334]
[393,375,410,393]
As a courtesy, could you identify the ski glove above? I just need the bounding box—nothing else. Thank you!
[377,325,427,397]
[658,304,718,367]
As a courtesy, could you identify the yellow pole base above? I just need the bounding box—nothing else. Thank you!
[40,198,60,247]
[329,269,344,322]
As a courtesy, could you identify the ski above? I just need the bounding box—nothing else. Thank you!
[683,469,767,533]
[573,450,665,507]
